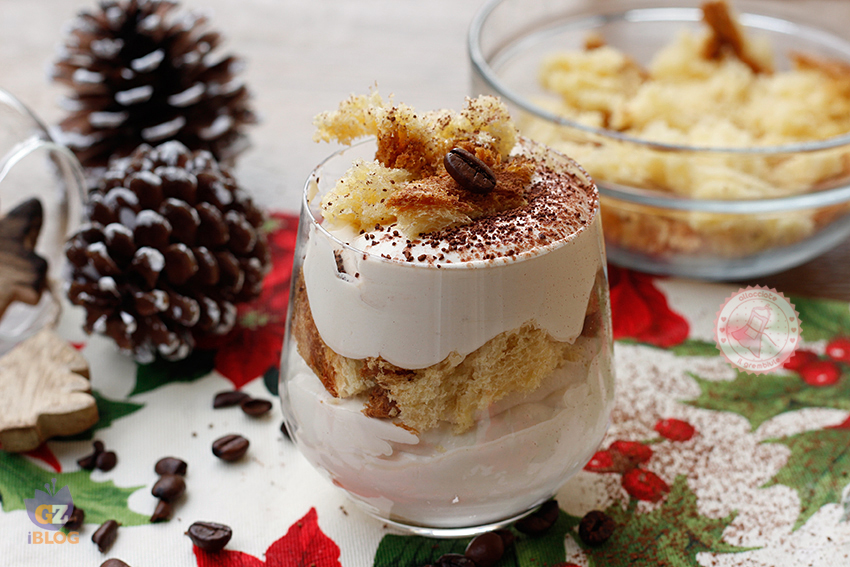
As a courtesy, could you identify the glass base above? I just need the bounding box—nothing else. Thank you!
[0,289,60,355]
[607,212,850,281]
[353,498,547,538]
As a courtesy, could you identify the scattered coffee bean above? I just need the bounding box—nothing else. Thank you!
[240,397,273,417]
[150,499,173,523]
[100,559,131,567]
[64,506,85,531]
[91,519,120,552]
[578,510,615,546]
[444,147,497,194]
[151,474,186,502]
[212,434,249,462]
[434,553,476,567]
[464,531,505,567]
[280,421,291,440]
[186,521,232,552]
[77,440,105,470]
[514,500,559,535]
[77,454,97,470]
[155,456,188,476]
[493,528,515,548]
[96,451,118,472]
[213,390,250,409]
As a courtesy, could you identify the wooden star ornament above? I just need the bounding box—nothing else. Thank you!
[0,328,98,452]
[0,198,48,318]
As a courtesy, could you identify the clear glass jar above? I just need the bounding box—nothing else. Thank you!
[0,88,85,353]
[279,139,615,536]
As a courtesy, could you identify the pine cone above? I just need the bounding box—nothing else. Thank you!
[65,141,270,363]
[52,0,256,171]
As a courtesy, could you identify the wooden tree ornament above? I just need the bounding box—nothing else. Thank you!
[0,198,48,318]
[0,328,97,452]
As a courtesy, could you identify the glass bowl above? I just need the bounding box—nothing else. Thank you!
[279,139,615,536]
[0,88,85,353]
[469,0,850,280]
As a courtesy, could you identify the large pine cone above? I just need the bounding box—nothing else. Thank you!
[65,141,270,362]
[52,0,256,170]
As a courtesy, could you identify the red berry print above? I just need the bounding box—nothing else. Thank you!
[825,337,850,364]
[585,441,654,474]
[609,440,653,465]
[622,469,670,503]
[798,360,841,387]
[654,418,696,442]
[782,349,818,371]
[584,450,614,473]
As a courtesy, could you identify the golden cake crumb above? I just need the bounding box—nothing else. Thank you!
[702,0,772,74]
[313,93,527,237]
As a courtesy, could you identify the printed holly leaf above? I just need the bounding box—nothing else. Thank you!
[373,534,471,567]
[620,338,720,358]
[668,339,721,357]
[792,296,850,342]
[372,513,572,567]
[131,348,216,396]
[686,369,850,430]
[213,323,285,390]
[566,476,756,566]
[0,450,147,526]
[194,550,262,567]
[194,508,342,567]
[609,266,690,348]
[513,511,573,566]
[763,427,850,531]
[265,507,342,566]
[57,390,144,441]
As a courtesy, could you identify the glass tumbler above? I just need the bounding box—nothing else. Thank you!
[0,88,85,353]
[279,139,615,536]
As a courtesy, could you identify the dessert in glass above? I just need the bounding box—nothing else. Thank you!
[279,93,614,536]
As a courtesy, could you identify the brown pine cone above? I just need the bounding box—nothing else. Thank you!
[51,0,256,172]
[65,141,270,362]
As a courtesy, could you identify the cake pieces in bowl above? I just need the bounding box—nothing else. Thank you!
[471,0,850,278]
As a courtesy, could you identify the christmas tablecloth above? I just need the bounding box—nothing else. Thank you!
[1,212,850,566]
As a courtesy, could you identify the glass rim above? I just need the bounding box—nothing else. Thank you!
[468,0,850,212]
[0,87,51,134]
[0,87,87,201]
[302,137,603,268]
[596,177,850,213]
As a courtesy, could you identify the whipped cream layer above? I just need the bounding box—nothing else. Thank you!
[285,336,613,527]
[302,139,602,369]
